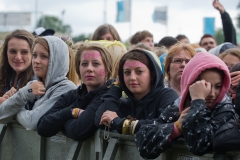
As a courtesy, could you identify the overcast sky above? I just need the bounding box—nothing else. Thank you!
[0,0,239,43]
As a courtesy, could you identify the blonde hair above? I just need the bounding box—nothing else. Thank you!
[153,46,168,57]
[164,43,196,80]
[75,42,114,80]
[72,42,83,53]
[67,46,80,85]
[86,40,127,78]
[219,48,240,60]
[32,37,49,53]
[190,43,201,48]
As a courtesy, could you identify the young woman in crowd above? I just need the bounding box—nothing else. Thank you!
[95,49,178,146]
[0,29,35,104]
[164,43,196,96]
[219,48,240,70]
[37,43,114,141]
[0,36,77,129]
[91,24,122,42]
[134,52,237,159]
[179,52,237,155]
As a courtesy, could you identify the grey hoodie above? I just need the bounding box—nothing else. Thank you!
[208,42,237,56]
[0,36,77,130]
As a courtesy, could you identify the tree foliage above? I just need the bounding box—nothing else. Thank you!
[214,28,224,44]
[36,15,72,34]
[72,34,92,43]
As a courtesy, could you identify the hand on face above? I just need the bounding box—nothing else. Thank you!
[177,107,190,128]
[3,87,17,99]
[189,80,211,100]
[100,110,118,127]
[230,71,240,87]
[30,81,45,96]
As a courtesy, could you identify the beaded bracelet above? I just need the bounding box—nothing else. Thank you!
[122,119,139,135]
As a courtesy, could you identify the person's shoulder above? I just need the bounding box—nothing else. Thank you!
[55,79,77,89]
[119,96,131,106]
[159,87,178,95]
[58,88,79,101]
[214,95,235,112]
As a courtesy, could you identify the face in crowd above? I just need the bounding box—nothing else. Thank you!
[123,59,151,100]
[79,49,107,92]
[179,38,190,44]
[100,32,114,41]
[221,54,240,70]
[7,37,31,76]
[169,50,191,84]
[141,37,154,50]
[200,37,217,51]
[32,43,49,83]
[198,69,223,109]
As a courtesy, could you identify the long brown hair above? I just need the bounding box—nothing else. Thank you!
[91,24,122,42]
[0,29,35,96]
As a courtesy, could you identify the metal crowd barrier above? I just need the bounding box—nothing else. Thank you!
[0,122,240,160]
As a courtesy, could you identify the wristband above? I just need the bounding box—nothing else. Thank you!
[72,108,80,119]
[122,119,130,134]
[132,120,139,135]
[175,121,183,133]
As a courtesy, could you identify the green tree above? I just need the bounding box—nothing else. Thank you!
[214,28,224,44]
[72,34,92,43]
[36,15,72,34]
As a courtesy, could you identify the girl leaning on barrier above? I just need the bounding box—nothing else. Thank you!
[177,52,237,156]
[0,29,36,104]
[0,36,77,129]
[95,49,178,158]
[37,42,114,141]
[134,52,239,159]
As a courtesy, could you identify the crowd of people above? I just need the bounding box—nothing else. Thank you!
[1,0,240,159]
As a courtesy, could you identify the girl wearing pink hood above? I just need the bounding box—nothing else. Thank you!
[179,52,237,156]
[135,52,238,158]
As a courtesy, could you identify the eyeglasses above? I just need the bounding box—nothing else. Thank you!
[227,66,232,71]
[229,85,237,94]
[171,58,190,64]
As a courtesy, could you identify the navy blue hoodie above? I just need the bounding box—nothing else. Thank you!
[95,49,178,134]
